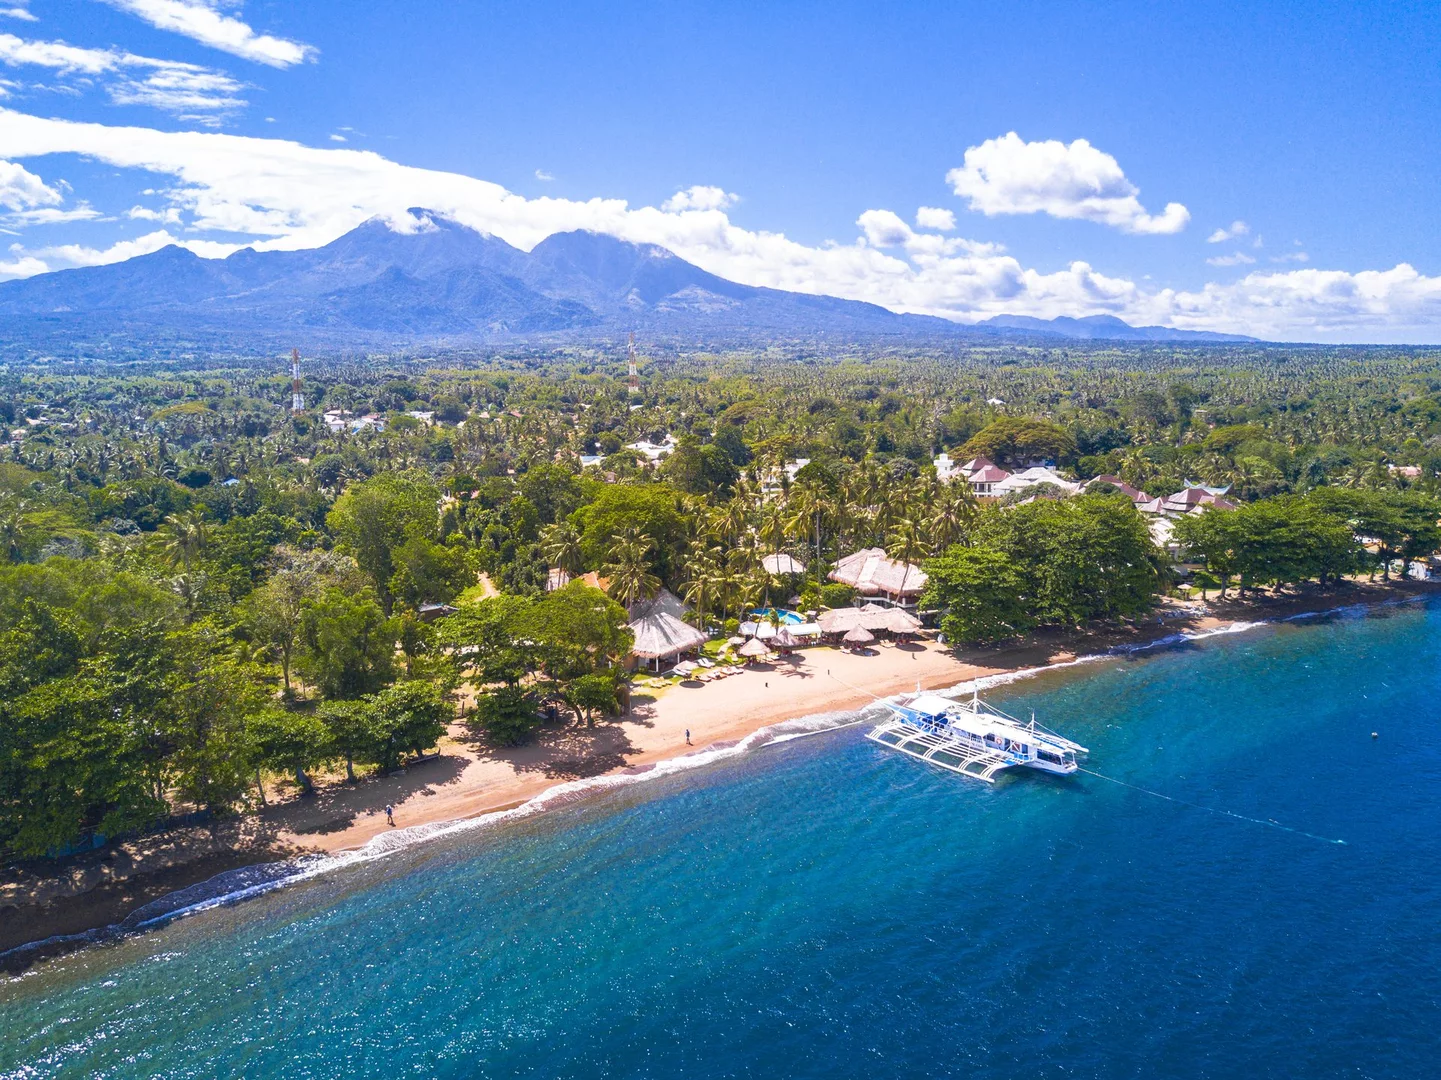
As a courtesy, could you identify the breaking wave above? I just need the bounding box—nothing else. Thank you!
[8,598,1428,969]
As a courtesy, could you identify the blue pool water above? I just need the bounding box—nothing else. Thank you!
[5,600,1441,1078]
[748,606,804,624]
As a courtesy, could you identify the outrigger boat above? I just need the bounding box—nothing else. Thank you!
[867,689,1088,782]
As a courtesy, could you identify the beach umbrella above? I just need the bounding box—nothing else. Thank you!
[738,637,773,660]
[773,626,801,649]
[726,635,747,646]
[842,626,875,648]
[884,608,922,634]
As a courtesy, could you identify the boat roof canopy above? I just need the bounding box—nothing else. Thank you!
[906,694,962,718]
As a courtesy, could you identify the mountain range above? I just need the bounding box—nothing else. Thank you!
[0,209,1257,351]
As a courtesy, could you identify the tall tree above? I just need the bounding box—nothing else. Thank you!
[327,471,442,612]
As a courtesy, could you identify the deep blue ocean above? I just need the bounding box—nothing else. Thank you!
[4,600,1441,1079]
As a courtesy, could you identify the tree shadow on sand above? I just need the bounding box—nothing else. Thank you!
[480,721,641,780]
[261,754,469,836]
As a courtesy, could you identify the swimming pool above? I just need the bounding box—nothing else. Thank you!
[748,607,804,624]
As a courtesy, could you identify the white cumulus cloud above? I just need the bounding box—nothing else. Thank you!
[2,108,1441,341]
[661,185,737,213]
[858,208,1002,257]
[0,6,37,22]
[946,131,1190,235]
[915,206,955,231]
[0,156,60,209]
[100,0,315,68]
[1207,220,1249,243]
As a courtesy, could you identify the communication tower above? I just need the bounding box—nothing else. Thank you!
[290,348,305,412]
[627,333,640,394]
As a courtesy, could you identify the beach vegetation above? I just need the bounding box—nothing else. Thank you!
[8,344,1441,858]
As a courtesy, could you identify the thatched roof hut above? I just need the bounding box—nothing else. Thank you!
[761,553,807,576]
[829,548,927,599]
[627,589,709,669]
[738,636,773,660]
[842,626,876,647]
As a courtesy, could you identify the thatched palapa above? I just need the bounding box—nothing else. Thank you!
[828,548,927,598]
[627,589,709,665]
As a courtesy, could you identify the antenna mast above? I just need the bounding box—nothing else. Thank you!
[627,333,640,394]
[290,348,305,413]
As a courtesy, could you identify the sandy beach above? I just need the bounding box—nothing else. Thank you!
[6,578,1438,960]
[264,587,1379,854]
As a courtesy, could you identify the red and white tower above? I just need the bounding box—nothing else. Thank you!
[627,333,640,394]
[290,348,305,412]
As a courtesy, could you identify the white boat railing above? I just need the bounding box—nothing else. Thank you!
[866,717,1018,782]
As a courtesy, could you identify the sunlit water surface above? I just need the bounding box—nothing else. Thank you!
[4,601,1441,1078]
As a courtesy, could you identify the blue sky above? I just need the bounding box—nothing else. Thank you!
[1,0,1440,341]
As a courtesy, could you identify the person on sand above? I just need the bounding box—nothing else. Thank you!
[385,804,395,827]
[685,729,691,745]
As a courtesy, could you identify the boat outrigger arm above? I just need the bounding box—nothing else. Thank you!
[866,690,1089,782]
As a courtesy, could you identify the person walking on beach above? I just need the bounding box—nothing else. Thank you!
[385,804,395,827]
[685,729,692,745]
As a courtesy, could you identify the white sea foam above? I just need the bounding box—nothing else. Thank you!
[9,599,1427,965]
[40,705,876,950]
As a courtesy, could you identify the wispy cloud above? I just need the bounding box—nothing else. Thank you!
[6,204,104,224]
[1270,251,1309,264]
[1207,220,1249,243]
[100,0,315,68]
[534,168,554,182]
[946,132,1189,235]
[17,227,240,272]
[127,203,181,223]
[0,31,115,73]
[0,30,245,118]
[1206,251,1256,267]
[0,5,36,22]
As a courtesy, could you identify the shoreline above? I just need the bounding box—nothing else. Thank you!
[6,578,1438,967]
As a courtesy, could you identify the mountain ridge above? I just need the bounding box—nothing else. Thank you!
[0,210,1260,349]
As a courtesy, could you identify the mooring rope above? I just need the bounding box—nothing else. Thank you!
[1077,767,1346,845]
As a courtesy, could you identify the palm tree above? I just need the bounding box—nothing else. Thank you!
[680,557,720,630]
[785,481,834,587]
[159,509,210,571]
[886,516,930,600]
[0,499,32,562]
[539,521,584,578]
[928,484,978,551]
[757,500,788,552]
[604,529,660,608]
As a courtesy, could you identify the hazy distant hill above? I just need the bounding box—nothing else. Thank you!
[0,210,1260,350]
[979,314,1256,343]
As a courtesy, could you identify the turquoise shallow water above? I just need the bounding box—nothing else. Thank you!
[5,601,1441,1078]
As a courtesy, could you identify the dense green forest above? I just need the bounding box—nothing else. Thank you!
[4,343,1441,859]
